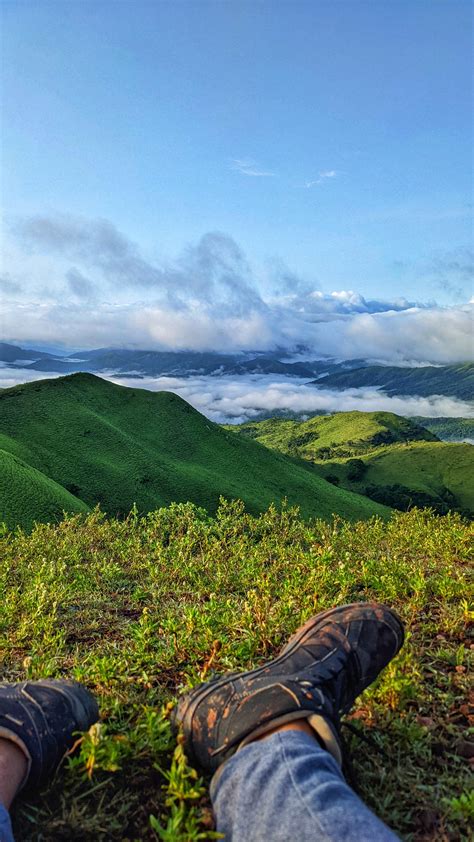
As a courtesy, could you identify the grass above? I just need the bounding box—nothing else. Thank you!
[316,441,474,517]
[226,410,437,459]
[0,449,89,531]
[227,412,474,516]
[0,374,390,530]
[2,502,473,841]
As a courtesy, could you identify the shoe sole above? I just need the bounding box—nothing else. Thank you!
[175,602,404,740]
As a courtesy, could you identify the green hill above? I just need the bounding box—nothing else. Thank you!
[0,374,390,529]
[226,410,438,460]
[0,449,90,530]
[317,441,474,516]
[227,411,473,516]
[313,362,474,399]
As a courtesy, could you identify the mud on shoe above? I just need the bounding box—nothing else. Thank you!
[173,602,404,774]
[0,679,99,790]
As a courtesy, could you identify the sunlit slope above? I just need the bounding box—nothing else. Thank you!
[0,449,89,530]
[227,411,473,516]
[227,410,438,460]
[320,441,473,516]
[0,374,390,525]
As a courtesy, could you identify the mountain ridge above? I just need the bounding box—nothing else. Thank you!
[2,343,472,401]
[313,362,474,400]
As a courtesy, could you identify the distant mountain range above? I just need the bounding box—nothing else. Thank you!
[312,363,474,400]
[0,373,390,530]
[1,342,473,401]
[411,416,474,443]
[0,342,359,378]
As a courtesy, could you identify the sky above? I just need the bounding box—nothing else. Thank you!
[1,0,473,362]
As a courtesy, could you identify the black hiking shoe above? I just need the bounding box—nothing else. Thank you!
[0,680,99,790]
[173,602,404,773]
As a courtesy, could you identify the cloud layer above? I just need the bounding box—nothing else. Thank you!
[1,366,472,423]
[2,213,473,364]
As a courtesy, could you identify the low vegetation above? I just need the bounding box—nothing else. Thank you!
[2,503,472,841]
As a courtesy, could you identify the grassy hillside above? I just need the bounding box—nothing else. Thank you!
[317,441,474,517]
[0,449,89,530]
[2,505,472,840]
[314,362,474,400]
[411,416,474,442]
[0,374,389,529]
[227,412,473,516]
[226,410,438,460]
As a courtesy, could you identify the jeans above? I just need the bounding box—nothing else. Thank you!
[211,731,400,841]
[1,733,400,842]
[0,805,13,842]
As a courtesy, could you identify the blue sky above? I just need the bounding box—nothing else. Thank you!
[1,0,473,359]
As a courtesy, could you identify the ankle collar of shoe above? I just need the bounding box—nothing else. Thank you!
[240,710,343,767]
[307,714,342,767]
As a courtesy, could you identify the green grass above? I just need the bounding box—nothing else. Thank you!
[0,449,89,531]
[227,412,474,516]
[316,441,474,517]
[0,374,390,530]
[226,410,437,460]
[2,504,472,840]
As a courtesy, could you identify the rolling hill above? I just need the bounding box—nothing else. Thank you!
[227,411,474,516]
[0,374,390,529]
[226,410,438,460]
[312,362,474,400]
[0,449,89,531]
[316,441,474,517]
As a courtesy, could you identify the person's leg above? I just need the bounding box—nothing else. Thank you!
[0,680,99,842]
[0,740,28,810]
[174,602,405,841]
[210,730,399,842]
[0,739,26,842]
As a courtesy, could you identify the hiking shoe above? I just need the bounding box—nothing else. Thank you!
[173,602,404,773]
[0,680,99,789]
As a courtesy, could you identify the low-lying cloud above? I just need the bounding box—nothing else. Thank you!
[3,213,474,364]
[1,367,472,424]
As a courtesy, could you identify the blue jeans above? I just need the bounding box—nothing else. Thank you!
[0,733,399,841]
[0,805,13,842]
[211,731,400,841]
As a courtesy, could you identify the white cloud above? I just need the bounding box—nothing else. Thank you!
[305,170,338,187]
[2,297,472,363]
[231,159,275,177]
[2,213,473,364]
[1,367,472,423]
